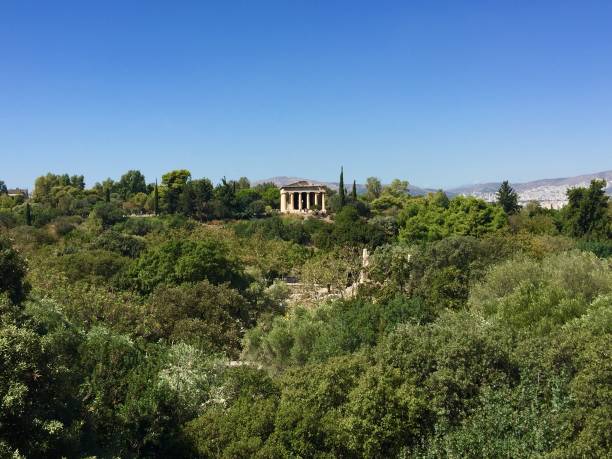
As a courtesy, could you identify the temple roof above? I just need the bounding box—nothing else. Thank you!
[281,180,325,189]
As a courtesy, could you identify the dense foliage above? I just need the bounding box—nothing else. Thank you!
[0,171,610,457]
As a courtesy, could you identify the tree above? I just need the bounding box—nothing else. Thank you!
[398,195,507,242]
[162,170,192,213]
[129,239,246,293]
[69,175,85,190]
[212,177,237,218]
[153,179,159,215]
[0,299,84,457]
[365,177,382,200]
[25,202,32,226]
[496,180,520,215]
[145,281,249,355]
[339,167,346,207]
[32,173,86,209]
[0,180,7,194]
[368,243,414,294]
[0,237,29,304]
[190,178,214,220]
[161,170,192,189]
[563,179,610,240]
[117,170,147,199]
[352,180,357,201]
[300,246,362,295]
[104,186,111,203]
[237,177,251,190]
[385,179,409,198]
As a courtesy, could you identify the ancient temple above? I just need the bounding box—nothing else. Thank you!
[280,181,327,213]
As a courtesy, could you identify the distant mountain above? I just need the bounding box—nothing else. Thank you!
[254,176,436,196]
[447,170,612,209]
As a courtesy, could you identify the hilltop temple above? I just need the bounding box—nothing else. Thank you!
[280,181,327,213]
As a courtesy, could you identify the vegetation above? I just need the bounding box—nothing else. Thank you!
[0,169,610,457]
[497,180,520,215]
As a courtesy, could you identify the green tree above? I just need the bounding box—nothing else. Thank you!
[145,281,249,356]
[237,176,251,190]
[0,180,7,194]
[0,237,30,304]
[162,169,192,213]
[211,177,237,218]
[191,178,214,220]
[339,167,346,207]
[0,299,83,457]
[365,177,382,200]
[25,202,32,226]
[117,170,147,199]
[130,239,246,293]
[153,179,159,215]
[183,367,279,458]
[351,180,357,201]
[563,179,610,240]
[496,180,520,214]
[469,251,612,334]
[370,179,410,214]
[399,195,507,242]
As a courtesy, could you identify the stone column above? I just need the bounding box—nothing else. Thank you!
[321,193,326,212]
[298,192,303,210]
[314,192,319,207]
[306,191,310,210]
[280,192,287,212]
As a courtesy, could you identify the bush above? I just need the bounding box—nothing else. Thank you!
[130,239,246,293]
[577,239,612,258]
[469,251,612,334]
[144,281,249,356]
[0,210,17,229]
[242,296,426,371]
[53,249,130,284]
[93,230,145,258]
[48,215,82,237]
[0,236,30,304]
[89,202,126,228]
[115,217,163,236]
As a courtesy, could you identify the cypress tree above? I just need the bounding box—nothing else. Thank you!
[154,179,159,215]
[496,180,520,215]
[339,167,345,207]
[351,180,357,201]
[105,186,111,203]
[25,202,32,226]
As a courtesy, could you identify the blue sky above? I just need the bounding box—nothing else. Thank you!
[1,1,611,189]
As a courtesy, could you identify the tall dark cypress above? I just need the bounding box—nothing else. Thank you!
[105,186,111,203]
[154,179,159,215]
[351,180,357,201]
[339,167,345,207]
[496,180,520,215]
[25,202,32,226]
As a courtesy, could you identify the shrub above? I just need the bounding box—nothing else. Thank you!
[130,239,246,293]
[93,230,145,258]
[469,251,612,333]
[53,249,130,283]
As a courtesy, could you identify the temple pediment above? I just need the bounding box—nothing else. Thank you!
[282,180,324,188]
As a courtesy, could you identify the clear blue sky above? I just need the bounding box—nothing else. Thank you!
[2,1,611,190]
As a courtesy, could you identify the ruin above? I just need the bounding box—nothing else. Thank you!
[280,181,327,213]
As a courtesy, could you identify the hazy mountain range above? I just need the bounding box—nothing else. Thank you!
[256,170,612,209]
